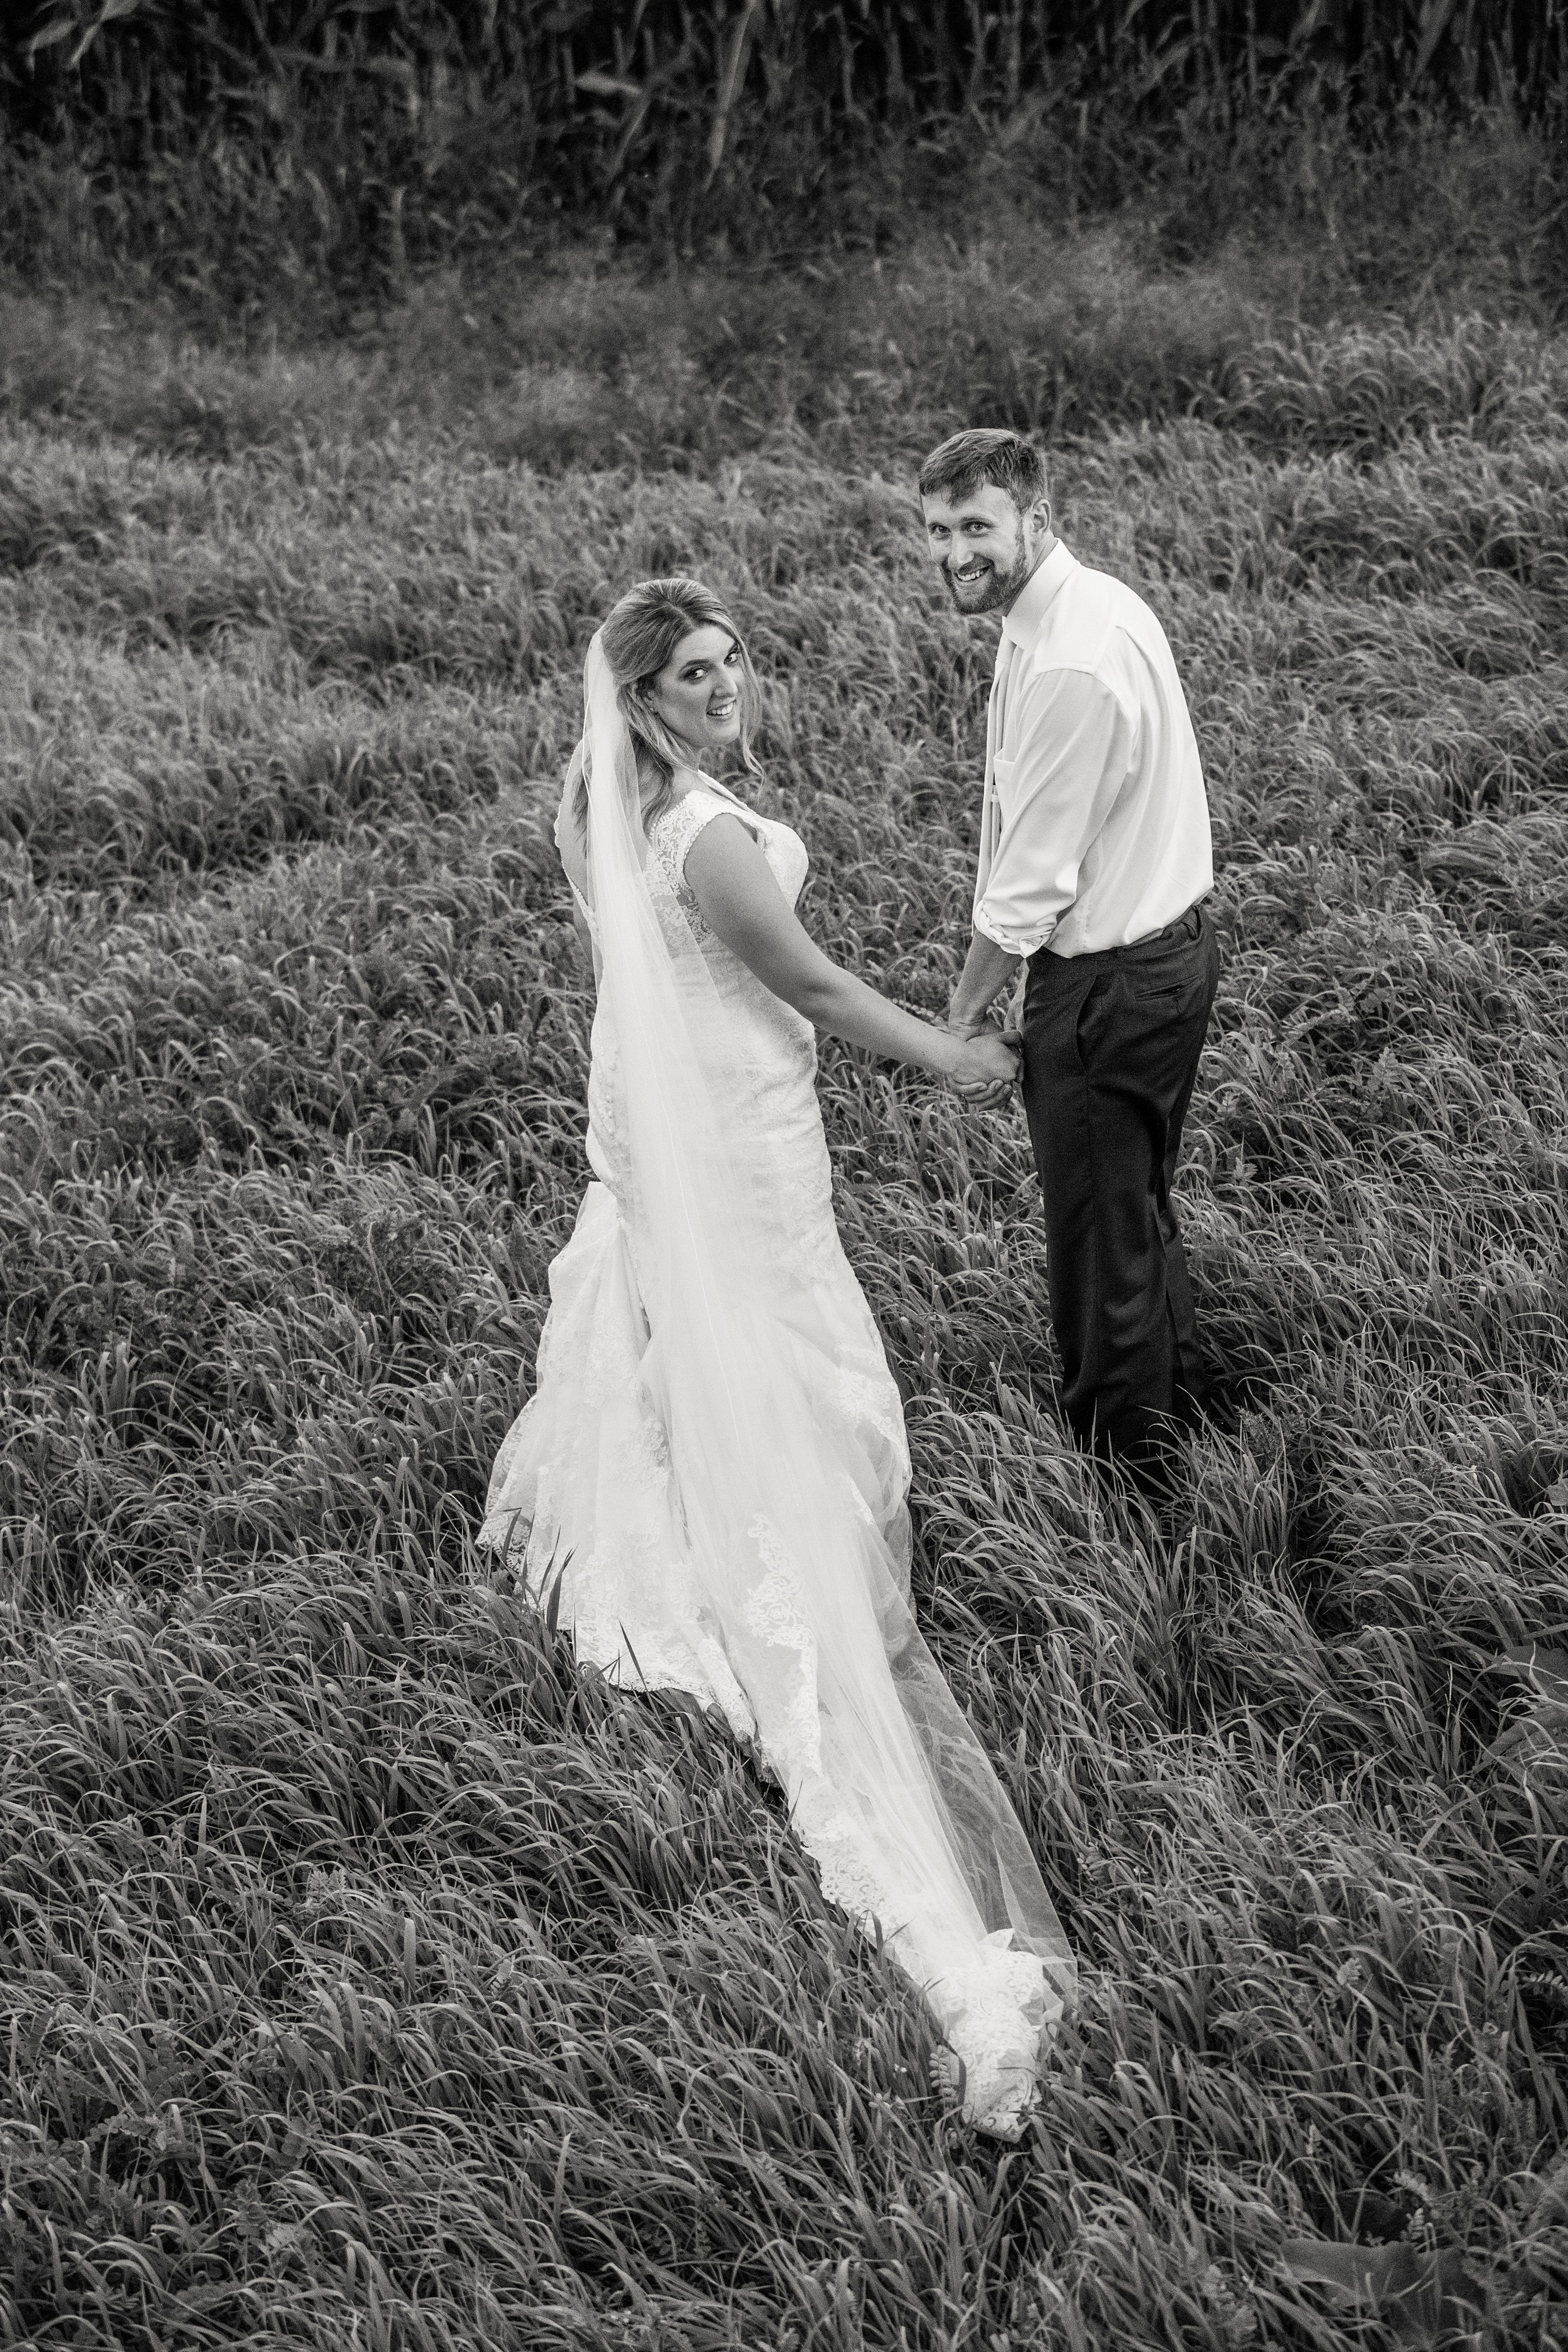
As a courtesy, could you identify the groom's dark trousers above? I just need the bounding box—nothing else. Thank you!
[1019,900,1219,1500]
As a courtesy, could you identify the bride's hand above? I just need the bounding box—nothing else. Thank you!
[949,1025,1020,1106]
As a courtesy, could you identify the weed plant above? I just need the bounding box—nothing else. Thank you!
[1,206,1566,2347]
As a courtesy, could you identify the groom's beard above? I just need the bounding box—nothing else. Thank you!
[942,529,1033,615]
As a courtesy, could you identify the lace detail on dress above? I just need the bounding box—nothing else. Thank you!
[835,1363,909,1463]
[647,788,740,943]
[478,1184,757,1739]
[742,1513,823,1777]
[652,783,739,875]
[795,1784,890,1923]
[648,784,809,924]
[936,1936,1063,2140]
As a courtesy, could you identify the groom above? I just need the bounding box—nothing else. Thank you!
[919,428,1219,1506]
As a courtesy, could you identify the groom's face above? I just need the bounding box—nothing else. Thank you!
[922,483,1044,616]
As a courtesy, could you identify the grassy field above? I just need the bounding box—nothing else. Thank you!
[2,202,1567,2349]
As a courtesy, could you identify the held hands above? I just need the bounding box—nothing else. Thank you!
[947,1019,1022,1111]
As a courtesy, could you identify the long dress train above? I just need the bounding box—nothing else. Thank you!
[481,779,1073,2134]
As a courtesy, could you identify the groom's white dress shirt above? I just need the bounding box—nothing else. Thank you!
[973,539,1213,961]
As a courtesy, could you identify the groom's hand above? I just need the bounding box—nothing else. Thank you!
[946,1018,1020,1111]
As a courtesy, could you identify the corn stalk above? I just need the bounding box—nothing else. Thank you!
[2,3,1561,234]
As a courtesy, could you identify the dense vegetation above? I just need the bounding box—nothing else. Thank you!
[3,183,1567,2342]
[4,1,1565,291]
[3,0,1568,2313]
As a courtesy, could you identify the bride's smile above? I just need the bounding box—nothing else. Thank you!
[645,622,746,756]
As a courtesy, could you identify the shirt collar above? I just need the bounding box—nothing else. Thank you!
[1000,538,1077,650]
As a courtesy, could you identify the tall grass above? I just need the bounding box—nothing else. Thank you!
[13,0,1565,148]
[3,2,1564,291]
[2,213,1566,2344]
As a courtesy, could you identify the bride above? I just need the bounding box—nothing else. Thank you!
[482,576,1074,2135]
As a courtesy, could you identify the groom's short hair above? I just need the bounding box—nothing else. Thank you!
[918,429,1048,513]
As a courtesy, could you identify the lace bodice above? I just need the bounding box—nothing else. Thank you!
[647,781,810,936]
[561,780,808,952]
[578,778,828,1305]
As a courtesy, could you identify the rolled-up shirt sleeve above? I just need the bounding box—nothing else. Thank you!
[973,665,1133,958]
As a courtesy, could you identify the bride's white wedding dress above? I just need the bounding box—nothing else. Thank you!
[482,768,1073,2136]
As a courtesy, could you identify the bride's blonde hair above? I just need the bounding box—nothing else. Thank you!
[573,577,764,832]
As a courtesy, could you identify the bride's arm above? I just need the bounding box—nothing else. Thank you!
[684,816,1014,1089]
[554,770,596,969]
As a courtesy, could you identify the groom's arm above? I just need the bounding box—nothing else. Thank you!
[945,931,1021,1109]
[947,930,1020,1037]
[948,666,1128,1104]
[947,666,1123,1034]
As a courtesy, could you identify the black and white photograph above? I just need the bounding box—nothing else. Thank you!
[1,4,1565,2345]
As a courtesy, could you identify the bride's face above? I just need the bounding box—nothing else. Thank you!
[648,625,744,760]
